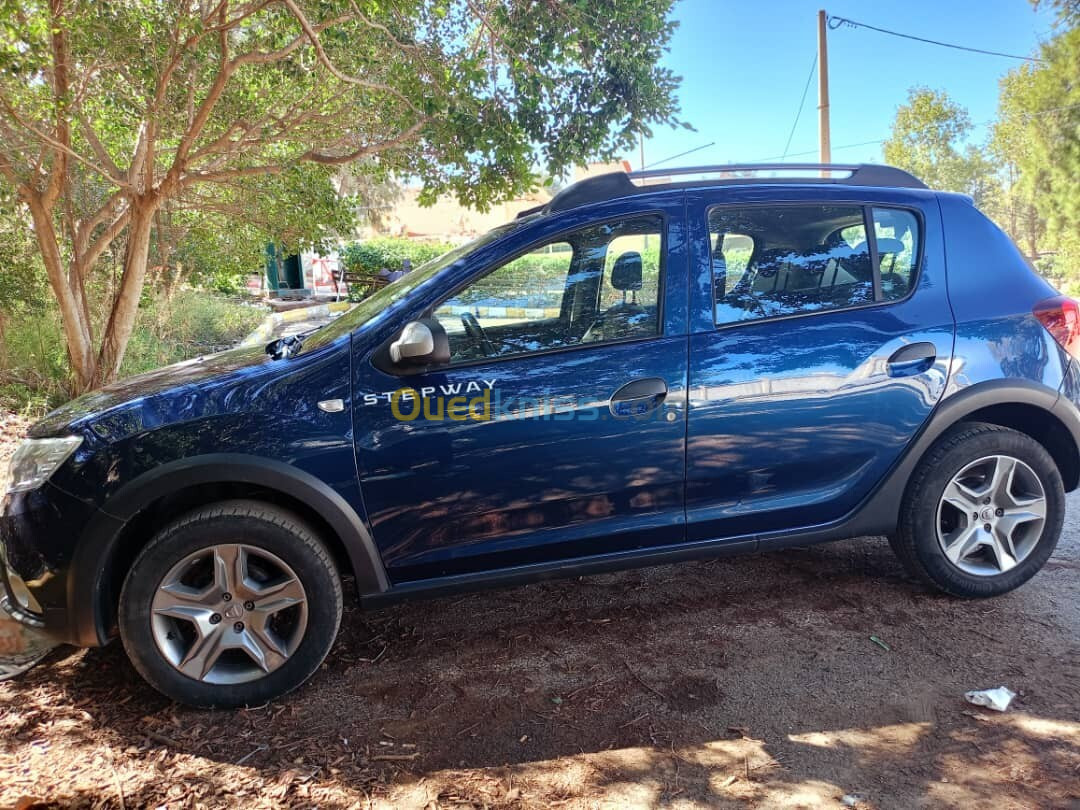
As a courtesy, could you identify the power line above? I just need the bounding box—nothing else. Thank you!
[749,102,1080,163]
[827,15,1046,63]
[644,141,716,170]
[782,53,818,160]
[752,138,884,163]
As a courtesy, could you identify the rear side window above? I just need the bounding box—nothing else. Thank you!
[873,208,920,301]
[710,205,873,326]
[708,204,921,327]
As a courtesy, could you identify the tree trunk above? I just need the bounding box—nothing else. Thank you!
[25,195,96,392]
[95,198,158,388]
[1026,204,1040,261]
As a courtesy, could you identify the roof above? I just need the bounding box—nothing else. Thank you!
[523,163,928,218]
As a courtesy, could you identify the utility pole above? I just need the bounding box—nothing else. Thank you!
[817,9,831,171]
[639,131,645,171]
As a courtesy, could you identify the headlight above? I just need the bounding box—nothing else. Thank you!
[6,436,82,494]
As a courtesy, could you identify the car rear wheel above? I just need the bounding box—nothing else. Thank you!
[119,500,342,707]
[890,422,1065,598]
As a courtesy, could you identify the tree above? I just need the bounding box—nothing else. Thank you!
[1015,26,1080,252]
[0,1,683,392]
[990,66,1047,259]
[883,87,999,210]
[157,163,363,297]
[1034,0,1080,26]
[990,22,1080,282]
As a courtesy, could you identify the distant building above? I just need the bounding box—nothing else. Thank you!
[359,161,632,243]
[251,162,633,300]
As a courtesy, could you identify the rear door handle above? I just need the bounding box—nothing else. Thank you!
[886,342,937,378]
[610,377,668,417]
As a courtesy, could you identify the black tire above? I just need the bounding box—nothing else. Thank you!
[119,500,342,708]
[891,422,1065,598]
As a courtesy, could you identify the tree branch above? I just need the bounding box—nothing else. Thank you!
[82,206,133,274]
[75,110,125,182]
[278,0,424,116]
[300,117,429,165]
[181,165,285,185]
[164,6,235,192]
[0,93,123,191]
[42,0,71,209]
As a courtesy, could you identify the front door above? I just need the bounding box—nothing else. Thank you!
[684,189,955,541]
[353,200,690,582]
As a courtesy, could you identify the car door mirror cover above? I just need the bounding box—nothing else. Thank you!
[389,319,451,367]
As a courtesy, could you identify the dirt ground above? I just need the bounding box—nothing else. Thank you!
[1,410,1078,810]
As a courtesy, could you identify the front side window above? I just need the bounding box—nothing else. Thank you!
[710,205,874,326]
[434,215,663,364]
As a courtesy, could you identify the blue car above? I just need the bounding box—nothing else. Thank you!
[3,163,1079,706]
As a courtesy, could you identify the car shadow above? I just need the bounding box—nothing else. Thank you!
[3,533,1078,808]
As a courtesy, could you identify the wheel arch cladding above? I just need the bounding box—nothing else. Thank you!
[69,454,388,647]
[959,402,1079,491]
[904,381,1080,498]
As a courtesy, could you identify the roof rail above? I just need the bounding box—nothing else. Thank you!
[538,163,927,216]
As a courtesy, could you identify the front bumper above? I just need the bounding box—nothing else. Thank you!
[0,549,59,679]
[0,583,57,679]
[0,483,104,648]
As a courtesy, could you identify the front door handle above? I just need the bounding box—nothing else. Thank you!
[886,342,937,378]
[610,377,668,417]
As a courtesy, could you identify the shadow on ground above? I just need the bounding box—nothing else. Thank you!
[3,505,1079,809]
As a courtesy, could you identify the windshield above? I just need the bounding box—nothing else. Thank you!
[300,218,533,353]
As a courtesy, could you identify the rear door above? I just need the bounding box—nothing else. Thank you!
[684,187,954,541]
[352,193,691,582]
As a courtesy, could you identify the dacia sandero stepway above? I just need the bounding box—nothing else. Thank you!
[3,163,1079,706]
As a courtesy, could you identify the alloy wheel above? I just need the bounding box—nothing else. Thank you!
[935,454,1047,577]
[150,544,308,685]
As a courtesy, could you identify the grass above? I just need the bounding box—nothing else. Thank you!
[122,290,266,377]
[0,289,266,417]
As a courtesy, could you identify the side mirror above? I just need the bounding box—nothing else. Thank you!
[389,319,450,367]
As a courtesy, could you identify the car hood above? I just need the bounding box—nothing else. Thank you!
[28,344,274,439]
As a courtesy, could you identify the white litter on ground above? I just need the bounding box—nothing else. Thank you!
[964,686,1016,712]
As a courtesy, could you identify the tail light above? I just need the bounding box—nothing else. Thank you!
[1033,295,1080,361]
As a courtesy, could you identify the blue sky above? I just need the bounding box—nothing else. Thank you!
[636,0,1059,169]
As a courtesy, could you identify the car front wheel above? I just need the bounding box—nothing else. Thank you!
[890,422,1065,598]
[119,500,342,708]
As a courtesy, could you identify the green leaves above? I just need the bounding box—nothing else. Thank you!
[883,87,1001,214]
[0,0,682,387]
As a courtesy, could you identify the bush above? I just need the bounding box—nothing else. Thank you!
[0,290,266,414]
[0,218,50,316]
[340,238,453,276]
[121,290,266,376]
[0,307,71,415]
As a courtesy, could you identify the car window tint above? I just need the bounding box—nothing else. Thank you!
[708,205,874,326]
[434,215,663,364]
[600,233,661,312]
[873,208,920,301]
[712,232,754,299]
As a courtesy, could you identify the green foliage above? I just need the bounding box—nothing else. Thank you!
[1034,0,1080,25]
[0,191,49,314]
[171,165,363,295]
[991,66,1047,258]
[990,23,1080,280]
[341,238,455,277]
[1014,27,1080,248]
[0,307,71,413]
[883,87,1000,210]
[0,0,683,213]
[0,0,683,388]
[0,291,265,412]
[121,291,266,377]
